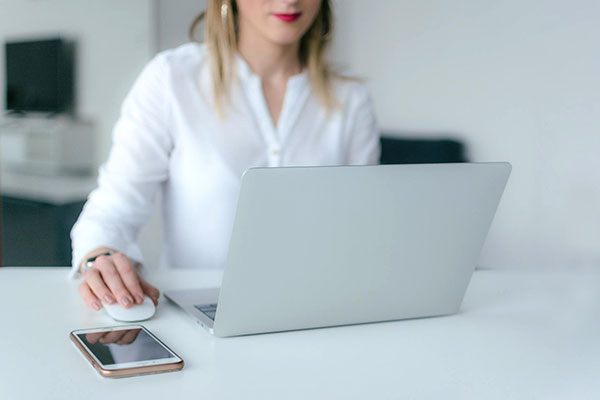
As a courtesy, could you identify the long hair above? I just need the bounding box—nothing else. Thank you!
[189,0,337,114]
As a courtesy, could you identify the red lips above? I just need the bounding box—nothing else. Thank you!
[273,12,302,22]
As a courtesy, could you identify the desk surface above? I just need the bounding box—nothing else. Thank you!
[0,267,598,399]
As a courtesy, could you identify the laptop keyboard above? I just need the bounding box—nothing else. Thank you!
[194,303,218,320]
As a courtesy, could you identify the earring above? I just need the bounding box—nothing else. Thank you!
[221,1,229,24]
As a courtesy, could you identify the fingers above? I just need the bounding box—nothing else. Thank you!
[85,329,139,345]
[139,275,160,306]
[116,329,141,345]
[78,281,102,311]
[86,332,107,344]
[79,252,158,310]
[100,329,128,344]
[84,268,116,305]
[93,255,135,308]
[112,253,145,305]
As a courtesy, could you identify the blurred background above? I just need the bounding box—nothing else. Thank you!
[0,0,598,270]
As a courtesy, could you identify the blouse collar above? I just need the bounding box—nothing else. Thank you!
[235,53,308,88]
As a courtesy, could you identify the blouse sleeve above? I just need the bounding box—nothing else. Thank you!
[69,53,173,278]
[344,83,381,165]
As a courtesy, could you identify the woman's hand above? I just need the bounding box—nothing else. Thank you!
[78,251,159,311]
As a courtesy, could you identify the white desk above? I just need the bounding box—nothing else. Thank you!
[0,267,598,399]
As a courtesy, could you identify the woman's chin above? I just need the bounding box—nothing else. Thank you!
[266,32,306,47]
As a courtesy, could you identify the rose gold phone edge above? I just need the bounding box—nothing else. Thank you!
[69,326,184,378]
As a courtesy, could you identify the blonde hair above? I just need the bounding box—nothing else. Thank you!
[189,0,337,114]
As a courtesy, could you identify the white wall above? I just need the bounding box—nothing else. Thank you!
[0,0,156,166]
[331,0,600,269]
[0,0,160,266]
[0,0,206,269]
[157,0,206,51]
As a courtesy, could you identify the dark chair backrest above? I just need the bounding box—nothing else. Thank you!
[380,135,468,165]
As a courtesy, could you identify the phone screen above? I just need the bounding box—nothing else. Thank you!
[76,327,175,366]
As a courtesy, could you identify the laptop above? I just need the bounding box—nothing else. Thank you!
[165,163,511,337]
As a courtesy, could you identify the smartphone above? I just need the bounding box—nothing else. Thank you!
[70,325,184,378]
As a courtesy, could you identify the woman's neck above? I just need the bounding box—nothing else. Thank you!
[237,27,302,82]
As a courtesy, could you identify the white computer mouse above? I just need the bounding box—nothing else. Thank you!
[103,296,156,322]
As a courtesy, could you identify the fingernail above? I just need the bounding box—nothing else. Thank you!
[122,297,132,306]
[104,294,115,304]
[135,295,144,304]
[92,302,101,311]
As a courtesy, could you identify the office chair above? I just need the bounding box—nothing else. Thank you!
[379,135,468,164]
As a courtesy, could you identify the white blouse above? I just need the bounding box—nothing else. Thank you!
[70,43,380,277]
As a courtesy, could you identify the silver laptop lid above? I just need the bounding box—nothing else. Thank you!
[213,163,511,337]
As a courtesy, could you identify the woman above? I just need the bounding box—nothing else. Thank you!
[71,0,380,311]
